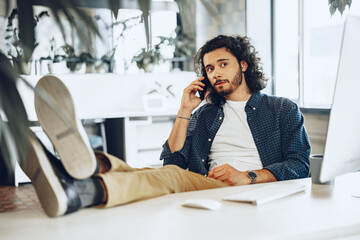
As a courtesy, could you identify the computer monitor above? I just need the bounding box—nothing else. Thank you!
[319,15,360,183]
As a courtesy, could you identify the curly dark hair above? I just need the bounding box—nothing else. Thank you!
[194,35,267,105]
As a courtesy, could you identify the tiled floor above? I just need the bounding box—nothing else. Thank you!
[0,184,41,213]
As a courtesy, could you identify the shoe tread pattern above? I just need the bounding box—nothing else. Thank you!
[34,75,97,179]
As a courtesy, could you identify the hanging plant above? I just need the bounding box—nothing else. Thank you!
[329,0,352,16]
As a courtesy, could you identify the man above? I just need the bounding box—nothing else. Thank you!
[161,35,311,185]
[23,34,309,218]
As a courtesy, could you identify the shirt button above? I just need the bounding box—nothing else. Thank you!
[201,159,205,162]
[219,117,222,120]
[186,168,189,171]
[204,174,207,177]
[208,138,212,142]
[253,107,256,110]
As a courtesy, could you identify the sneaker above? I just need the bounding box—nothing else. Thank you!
[34,75,98,179]
[20,133,81,217]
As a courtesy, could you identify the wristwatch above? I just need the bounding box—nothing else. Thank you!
[247,171,257,184]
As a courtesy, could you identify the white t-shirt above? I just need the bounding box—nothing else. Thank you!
[208,100,263,171]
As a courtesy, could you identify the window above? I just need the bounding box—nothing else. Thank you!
[274,1,360,107]
[248,0,360,108]
[273,0,298,100]
[246,0,272,96]
[106,4,177,74]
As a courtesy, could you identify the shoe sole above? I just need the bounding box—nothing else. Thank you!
[21,136,67,217]
[34,75,97,179]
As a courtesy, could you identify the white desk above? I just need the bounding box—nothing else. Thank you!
[1,172,360,240]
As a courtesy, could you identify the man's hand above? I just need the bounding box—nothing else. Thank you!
[208,164,250,186]
[168,77,209,153]
[178,77,208,117]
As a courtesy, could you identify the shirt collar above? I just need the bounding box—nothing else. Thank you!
[217,92,263,108]
[246,92,263,109]
[219,98,226,107]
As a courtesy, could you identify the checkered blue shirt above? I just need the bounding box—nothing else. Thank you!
[160,92,311,181]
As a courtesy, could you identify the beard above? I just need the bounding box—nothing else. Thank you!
[214,68,243,97]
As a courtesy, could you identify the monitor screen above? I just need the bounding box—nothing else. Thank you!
[319,15,360,183]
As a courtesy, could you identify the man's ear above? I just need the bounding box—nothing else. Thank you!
[240,60,248,72]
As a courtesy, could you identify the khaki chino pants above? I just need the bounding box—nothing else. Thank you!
[95,152,230,207]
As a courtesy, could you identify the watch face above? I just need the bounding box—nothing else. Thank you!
[248,171,257,179]
[248,171,257,184]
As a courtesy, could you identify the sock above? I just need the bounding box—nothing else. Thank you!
[73,177,105,208]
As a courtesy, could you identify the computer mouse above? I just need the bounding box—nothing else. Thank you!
[182,198,222,210]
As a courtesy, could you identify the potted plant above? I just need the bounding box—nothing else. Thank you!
[132,43,165,72]
[132,26,195,72]
[143,81,175,112]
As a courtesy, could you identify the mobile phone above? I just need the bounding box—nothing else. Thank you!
[198,75,210,100]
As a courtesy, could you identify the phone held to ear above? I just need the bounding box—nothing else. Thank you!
[198,76,210,100]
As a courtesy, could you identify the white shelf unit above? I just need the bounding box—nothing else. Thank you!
[124,115,174,168]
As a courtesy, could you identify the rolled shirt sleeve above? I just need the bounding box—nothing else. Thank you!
[160,110,199,170]
[263,100,311,180]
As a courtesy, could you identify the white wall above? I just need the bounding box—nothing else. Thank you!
[18,72,196,121]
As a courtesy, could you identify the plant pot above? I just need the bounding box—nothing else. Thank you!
[47,61,70,74]
[85,63,99,73]
[12,60,32,75]
[141,63,155,72]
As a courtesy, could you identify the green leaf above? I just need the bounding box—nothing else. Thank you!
[155,81,162,88]
[71,6,101,40]
[108,0,120,19]
[16,0,35,61]
[4,0,10,18]
[330,4,336,15]
[338,0,346,14]
[166,85,175,98]
[0,118,16,185]
[0,52,30,170]
[138,0,151,50]
[147,89,159,95]
[329,0,352,16]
